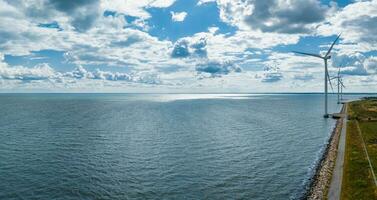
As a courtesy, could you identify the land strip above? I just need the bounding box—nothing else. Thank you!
[340,98,377,199]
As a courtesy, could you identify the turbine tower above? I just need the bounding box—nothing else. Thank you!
[293,34,341,118]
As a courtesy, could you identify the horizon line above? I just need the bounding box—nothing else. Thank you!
[0,92,376,95]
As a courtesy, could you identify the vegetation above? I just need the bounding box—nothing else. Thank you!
[341,99,377,199]
[348,99,377,120]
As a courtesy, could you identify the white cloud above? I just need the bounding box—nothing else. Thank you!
[216,0,329,33]
[0,0,377,92]
[0,3,173,70]
[201,30,299,62]
[0,53,56,82]
[317,0,377,52]
[0,52,163,87]
[208,27,219,34]
[101,0,176,19]
[197,0,216,6]
[196,60,242,78]
[170,11,187,22]
[63,65,163,84]
[0,1,71,56]
[0,58,57,81]
[149,0,176,8]
[364,56,377,74]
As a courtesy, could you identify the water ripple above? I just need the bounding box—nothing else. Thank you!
[0,93,355,199]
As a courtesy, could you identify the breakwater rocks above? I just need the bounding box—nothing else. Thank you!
[305,106,345,199]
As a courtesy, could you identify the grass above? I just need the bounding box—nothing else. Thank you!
[341,100,377,199]
[341,121,376,199]
[359,122,377,180]
[348,99,377,120]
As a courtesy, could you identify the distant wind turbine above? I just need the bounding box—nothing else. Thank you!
[339,77,345,102]
[330,67,345,104]
[293,34,341,118]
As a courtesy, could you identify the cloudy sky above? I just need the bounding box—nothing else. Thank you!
[0,0,376,93]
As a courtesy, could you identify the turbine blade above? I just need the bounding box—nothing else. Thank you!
[292,51,323,58]
[340,79,345,88]
[325,34,341,57]
[330,76,338,80]
[327,73,334,93]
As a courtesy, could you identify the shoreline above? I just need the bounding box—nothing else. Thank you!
[304,104,346,199]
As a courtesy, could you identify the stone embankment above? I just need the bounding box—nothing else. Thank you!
[305,105,345,200]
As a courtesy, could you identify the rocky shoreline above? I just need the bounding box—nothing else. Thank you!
[304,105,345,200]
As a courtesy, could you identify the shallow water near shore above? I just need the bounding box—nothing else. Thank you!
[0,93,369,199]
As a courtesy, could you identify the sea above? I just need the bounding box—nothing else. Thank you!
[0,93,368,199]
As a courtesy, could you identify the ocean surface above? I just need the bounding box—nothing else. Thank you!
[0,93,367,199]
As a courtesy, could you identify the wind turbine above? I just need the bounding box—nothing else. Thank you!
[339,77,345,102]
[293,34,341,118]
[330,67,344,104]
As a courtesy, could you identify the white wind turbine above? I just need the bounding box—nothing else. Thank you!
[339,76,345,102]
[330,67,345,104]
[293,34,341,118]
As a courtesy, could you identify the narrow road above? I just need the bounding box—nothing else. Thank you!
[328,104,347,200]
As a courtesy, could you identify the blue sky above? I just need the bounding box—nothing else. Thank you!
[0,0,376,92]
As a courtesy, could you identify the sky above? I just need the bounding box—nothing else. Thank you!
[0,0,376,93]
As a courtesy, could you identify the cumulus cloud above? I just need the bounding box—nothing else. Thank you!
[331,53,369,76]
[110,35,143,47]
[217,0,329,33]
[191,31,300,62]
[197,0,216,6]
[171,40,190,58]
[0,52,162,86]
[3,0,101,32]
[62,66,162,84]
[0,53,55,82]
[101,0,176,19]
[133,71,162,84]
[0,55,56,81]
[61,18,172,68]
[364,56,377,74]
[0,0,69,56]
[261,65,283,82]
[0,1,175,84]
[63,65,93,79]
[171,37,207,58]
[317,0,377,52]
[171,11,187,22]
[2,0,177,33]
[92,69,132,81]
[191,38,207,57]
[196,61,242,78]
[46,0,101,32]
